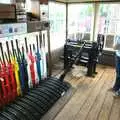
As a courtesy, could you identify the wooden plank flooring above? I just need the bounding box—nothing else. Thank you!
[51,63,119,120]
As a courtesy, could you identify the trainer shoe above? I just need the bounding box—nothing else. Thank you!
[113,90,120,98]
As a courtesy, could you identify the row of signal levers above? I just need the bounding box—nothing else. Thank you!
[0,33,47,109]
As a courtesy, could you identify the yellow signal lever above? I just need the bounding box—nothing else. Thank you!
[11,56,22,96]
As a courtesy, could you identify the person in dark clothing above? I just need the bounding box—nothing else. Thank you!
[109,35,120,97]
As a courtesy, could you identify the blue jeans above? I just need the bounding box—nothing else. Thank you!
[113,55,120,91]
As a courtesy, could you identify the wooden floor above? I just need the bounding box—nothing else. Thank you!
[51,63,120,120]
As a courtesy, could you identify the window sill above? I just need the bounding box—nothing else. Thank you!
[103,49,115,56]
[103,48,115,52]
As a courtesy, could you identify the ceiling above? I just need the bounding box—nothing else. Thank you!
[56,0,119,3]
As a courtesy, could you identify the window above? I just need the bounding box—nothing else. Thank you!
[0,0,11,4]
[49,2,66,51]
[68,4,94,41]
[98,3,120,50]
[26,0,32,12]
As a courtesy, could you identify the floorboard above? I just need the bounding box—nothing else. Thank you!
[86,68,114,120]
[50,64,119,120]
[54,67,105,120]
[109,97,120,120]
[74,68,109,120]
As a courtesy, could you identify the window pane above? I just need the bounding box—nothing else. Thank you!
[49,2,66,50]
[68,4,93,40]
[99,4,120,34]
[0,0,11,4]
[98,3,120,50]
[105,35,114,48]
